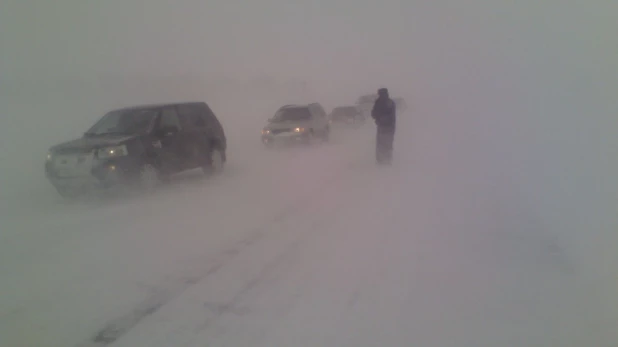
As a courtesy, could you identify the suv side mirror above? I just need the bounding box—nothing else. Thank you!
[157,125,179,137]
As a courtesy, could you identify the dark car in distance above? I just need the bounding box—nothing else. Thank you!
[355,93,378,119]
[45,102,227,197]
[393,97,407,112]
[328,106,365,127]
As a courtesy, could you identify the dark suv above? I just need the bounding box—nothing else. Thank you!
[45,102,227,197]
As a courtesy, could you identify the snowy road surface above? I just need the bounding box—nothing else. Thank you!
[1,114,617,347]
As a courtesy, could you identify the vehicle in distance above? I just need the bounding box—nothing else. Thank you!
[261,103,330,146]
[45,101,227,197]
[393,97,407,112]
[355,93,378,118]
[328,106,365,127]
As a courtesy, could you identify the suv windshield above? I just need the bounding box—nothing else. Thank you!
[271,108,312,122]
[85,108,159,136]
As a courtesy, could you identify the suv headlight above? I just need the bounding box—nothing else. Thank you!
[262,129,270,135]
[46,151,53,162]
[97,145,128,159]
[294,127,305,133]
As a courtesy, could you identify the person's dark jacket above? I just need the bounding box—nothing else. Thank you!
[371,95,396,130]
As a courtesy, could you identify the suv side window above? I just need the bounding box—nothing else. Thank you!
[201,104,214,126]
[177,104,206,129]
[159,107,182,129]
[201,103,222,132]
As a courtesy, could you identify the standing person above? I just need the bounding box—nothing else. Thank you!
[371,88,396,164]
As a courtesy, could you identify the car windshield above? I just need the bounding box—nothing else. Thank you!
[85,108,159,136]
[271,108,311,122]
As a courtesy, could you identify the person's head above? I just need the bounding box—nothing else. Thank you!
[378,88,389,98]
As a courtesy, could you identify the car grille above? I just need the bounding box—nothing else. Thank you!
[270,128,291,135]
[53,152,95,177]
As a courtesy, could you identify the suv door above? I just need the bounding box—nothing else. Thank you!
[154,107,186,173]
[177,103,210,168]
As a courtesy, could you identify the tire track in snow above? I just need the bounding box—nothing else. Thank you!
[107,166,373,347]
[193,204,346,334]
[76,159,361,347]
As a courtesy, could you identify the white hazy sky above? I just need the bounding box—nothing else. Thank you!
[2,0,615,94]
[1,1,410,84]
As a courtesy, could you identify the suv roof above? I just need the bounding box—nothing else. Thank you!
[114,101,208,112]
[280,104,304,109]
[279,102,322,109]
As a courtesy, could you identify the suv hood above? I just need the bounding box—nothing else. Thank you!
[265,120,312,131]
[50,134,138,153]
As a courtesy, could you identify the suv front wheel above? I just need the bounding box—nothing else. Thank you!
[139,163,165,191]
[321,126,330,142]
[54,185,82,199]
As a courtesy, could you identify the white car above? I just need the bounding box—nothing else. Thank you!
[261,103,330,146]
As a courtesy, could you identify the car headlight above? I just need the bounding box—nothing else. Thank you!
[46,151,53,162]
[294,127,305,133]
[262,129,270,135]
[97,145,128,159]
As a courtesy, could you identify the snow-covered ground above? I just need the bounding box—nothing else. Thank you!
[1,97,617,346]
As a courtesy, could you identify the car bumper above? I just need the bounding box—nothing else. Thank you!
[45,156,141,191]
[261,132,310,145]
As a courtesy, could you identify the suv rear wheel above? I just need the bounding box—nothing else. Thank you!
[203,148,224,175]
[303,129,315,145]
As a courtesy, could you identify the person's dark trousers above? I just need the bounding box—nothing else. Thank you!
[376,126,395,164]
